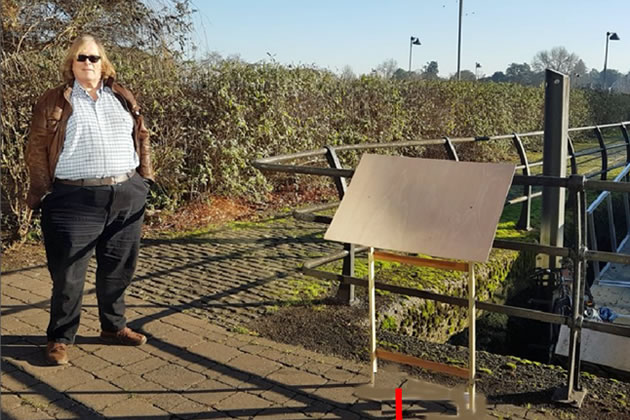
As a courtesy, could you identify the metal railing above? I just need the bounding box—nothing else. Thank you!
[252,120,630,406]
[253,121,630,301]
[587,162,630,284]
[255,122,630,232]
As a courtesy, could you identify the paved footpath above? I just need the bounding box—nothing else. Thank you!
[2,218,552,419]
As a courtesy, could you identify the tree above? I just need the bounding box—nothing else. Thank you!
[450,70,476,81]
[421,61,439,80]
[1,0,195,243]
[573,59,588,77]
[531,46,580,75]
[392,68,414,80]
[613,72,630,94]
[505,62,535,85]
[373,59,398,79]
[1,0,194,54]
[605,69,623,91]
[489,71,508,83]
[340,65,356,80]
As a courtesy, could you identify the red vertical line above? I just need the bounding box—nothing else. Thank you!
[395,387,403,420]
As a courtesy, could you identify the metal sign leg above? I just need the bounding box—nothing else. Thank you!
[368,247,377,384]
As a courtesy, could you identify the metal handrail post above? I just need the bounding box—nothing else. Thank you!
[512,134,532,230]
[540,69,569,269]
[606,194,618,252]
[594,126,608,180]
[621,124,630,164]
[555,175,587,406]
[324,145,355,304]
[567,136,578,175]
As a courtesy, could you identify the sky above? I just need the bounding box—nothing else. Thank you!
[188,0,630,78]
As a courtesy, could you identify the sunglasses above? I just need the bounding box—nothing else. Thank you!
[76,54,101,63]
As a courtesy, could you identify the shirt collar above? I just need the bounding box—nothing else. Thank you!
[72,79,104,99]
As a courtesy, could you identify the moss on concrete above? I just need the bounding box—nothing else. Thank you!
[319,219,537,343]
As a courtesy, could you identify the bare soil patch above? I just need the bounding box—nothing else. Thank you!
[249,295,630,419]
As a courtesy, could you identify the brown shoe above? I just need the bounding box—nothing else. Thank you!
[100,327,147,346]
[45,341,69,365]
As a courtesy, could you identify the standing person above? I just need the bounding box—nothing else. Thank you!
[25,34,154,365]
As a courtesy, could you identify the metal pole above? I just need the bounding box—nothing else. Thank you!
[468,263,476,410]
[409,37,413,72]
[368,247,377,384]
[457,0,463,80]
[324,146,355,304]
[556,178,587,407]
[603,33,610,90]
[539,69,569,270]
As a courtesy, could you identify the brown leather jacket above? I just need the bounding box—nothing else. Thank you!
[25,77,154,209]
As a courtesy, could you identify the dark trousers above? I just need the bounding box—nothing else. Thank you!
[41,173,149,344]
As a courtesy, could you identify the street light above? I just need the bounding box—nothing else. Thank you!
[456,0,463,80]
[603,31,620,90]
[409,36,421,72]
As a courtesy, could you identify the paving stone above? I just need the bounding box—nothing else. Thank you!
[0,367,41,391]
[73,339,107,354]
[321,366,361,383]
[156,326,206,350]
[230,353,283,377]
[37,366,94,391]
[76,316,101,331]
[258,385,297,405]
[248,407,313,419]
[321,407,361,419]
[205,364,251,386]
[92,364,127,381]
[1,402,56,420]
[143,363,207,390]
[93,345,150,366]
[138,318,174,336]
[214,391,272,416]
[2,285,48,305]
[126,354,169,374]
[71,353,112,372]
[266,367,328,389]
[110,372,151,390]
[311,382,361,407]
[66,379,129,411]
[19,382,66,410]
[168,398,216,419]
[238,343,270,355]
[142,340,192,363]
[1,392,24,410]
[41,397,105,419]
[257,347,310,368]
[101,396,170,419]
[119,378,187,412]
[185,378,238,406]
[188,340,245,364]
[1,360,19,373]
[1,316,42,335]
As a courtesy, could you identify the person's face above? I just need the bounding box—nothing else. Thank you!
[72,40,102,87]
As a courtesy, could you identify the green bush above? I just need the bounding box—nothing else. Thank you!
[3,48,630,244]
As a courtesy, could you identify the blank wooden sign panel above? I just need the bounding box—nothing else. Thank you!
[324,154,515,262]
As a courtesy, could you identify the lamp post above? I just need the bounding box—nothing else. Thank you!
[409,36,421,72]
[456,0,463,80]
[603,31,620,90]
